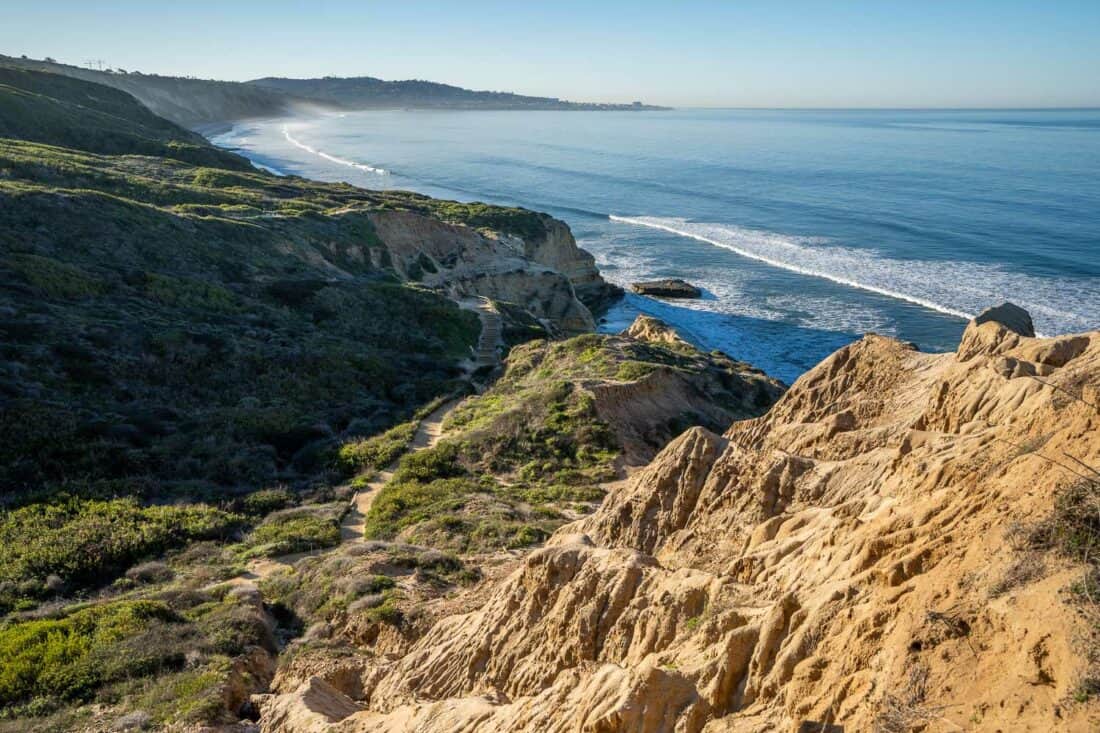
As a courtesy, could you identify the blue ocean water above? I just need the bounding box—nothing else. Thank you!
[213,108,1100,383]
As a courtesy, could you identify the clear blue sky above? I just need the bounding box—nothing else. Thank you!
[3,1,1099,108]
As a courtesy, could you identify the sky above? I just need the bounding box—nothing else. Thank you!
[3,1,1099,108]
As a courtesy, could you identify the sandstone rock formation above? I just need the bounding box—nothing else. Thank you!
[515,215,624,315]
[368,210,606,333]
[588,316,783,462]
[625,315,695,347]
[258,304,1100,732]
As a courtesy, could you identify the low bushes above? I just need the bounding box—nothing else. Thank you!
[364,477,483,540]
[0,600,184,706]
[389,442,464,484]
[236,506,341,559]
[0,497,241,614]
[336,420,418,475]
[0,588,272,723]
[239,487,294,516]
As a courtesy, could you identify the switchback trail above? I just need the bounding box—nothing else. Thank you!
[232,296,502,583]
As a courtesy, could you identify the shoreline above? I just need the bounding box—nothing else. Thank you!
[200,118,843,384]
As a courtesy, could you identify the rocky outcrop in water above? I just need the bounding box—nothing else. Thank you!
[631,278,702,298]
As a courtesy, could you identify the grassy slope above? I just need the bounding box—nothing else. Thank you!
[0,67,555,500]
[0,54,300,127]
[361,331,782,553]
[0,67,250,168]
[0,68,581,726]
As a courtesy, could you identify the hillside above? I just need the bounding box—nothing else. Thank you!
[0,68,779,732]
[247,76,669,111]
[260,305,1100,732]
[0,66,250,168]
[0,54,308,127]
[0,55,667,129]
[4,61,1098,733]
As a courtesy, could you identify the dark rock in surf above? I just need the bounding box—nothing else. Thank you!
[630,278,702,299]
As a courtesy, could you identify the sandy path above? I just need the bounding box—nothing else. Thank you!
[340,397,458,541]
[227,301,501,584]
[459,296,502,370]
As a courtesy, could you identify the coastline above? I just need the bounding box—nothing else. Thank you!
[204,109,1099,384]
[200,117,850,384]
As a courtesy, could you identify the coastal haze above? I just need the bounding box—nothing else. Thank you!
[216,108,1100,382]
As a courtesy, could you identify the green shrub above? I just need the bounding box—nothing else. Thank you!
[390,442,463,484]
[237,508,341,559]
[6,254,107,298]
[0,600,183,706]
[0,497,241,614]
[615,360,657,381]
[128,660,231,726]
[240,487,294,515]
[193,599,274,656]
[365,477,481,539]
[140,272,239,312]
[364,590,403,625]
[260,553,411,624]
[427,201,546,241]
[336,420,417,475]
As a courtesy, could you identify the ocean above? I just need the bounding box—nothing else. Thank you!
[212,108,1100,384]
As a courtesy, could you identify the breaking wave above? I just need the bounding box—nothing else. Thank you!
[282,126,388,175]
[609,215,1100,336]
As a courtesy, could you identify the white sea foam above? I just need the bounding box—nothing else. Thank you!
[610,215,1100,337]
[282,126,388,175]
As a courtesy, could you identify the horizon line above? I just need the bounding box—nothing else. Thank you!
[6,54,1099,112]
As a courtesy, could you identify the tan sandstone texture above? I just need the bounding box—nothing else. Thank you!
[258,305,1100,732]
[368,209,609,333]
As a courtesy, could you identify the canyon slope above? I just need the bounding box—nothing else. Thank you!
[260,306,1100,732]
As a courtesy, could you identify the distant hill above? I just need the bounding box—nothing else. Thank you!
[0,65,251,168]
[0,54,320,127]
[247,75,669,111]
[0,56,668,128]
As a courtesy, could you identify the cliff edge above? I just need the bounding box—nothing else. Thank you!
[259,305,1100,732]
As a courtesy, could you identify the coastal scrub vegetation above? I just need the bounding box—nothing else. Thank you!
[0,587,273,727]
[259,540,477,641]
[361,329,782,553]
[336,419,419,476]
[235,505,344,559]
[0,64,575,729]
[0,67,496,503]
[0,497,241,614]
[363,374,618,553]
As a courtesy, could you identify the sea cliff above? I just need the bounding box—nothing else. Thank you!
[1,59,1098,733]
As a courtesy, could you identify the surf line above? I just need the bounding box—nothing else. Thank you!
[610,215,977,323]
[282,126,388,175]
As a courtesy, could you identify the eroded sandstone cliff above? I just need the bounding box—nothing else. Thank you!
[368,209,610,333]
[258,306,1100,732]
